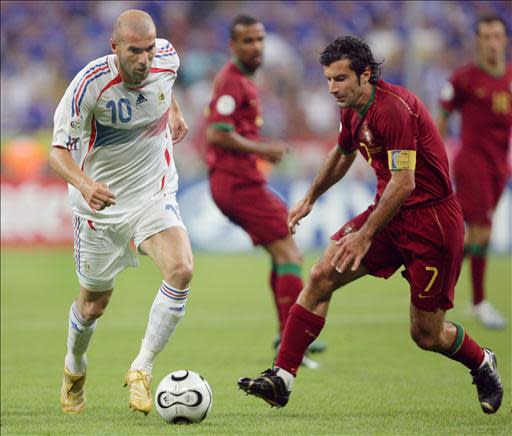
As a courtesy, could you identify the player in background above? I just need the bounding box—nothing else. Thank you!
[438,14,511,329]
[50,10,192,415]
[205,15,325,366]
[238,36,503,414]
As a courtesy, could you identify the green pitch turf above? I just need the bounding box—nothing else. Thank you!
[1,249,511,435]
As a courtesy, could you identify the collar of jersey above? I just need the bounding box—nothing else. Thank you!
[231,57,254,77]
[476,61,506,78]
[358,83,376,117]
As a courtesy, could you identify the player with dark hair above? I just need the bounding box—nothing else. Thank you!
[438,13,511,329]
[238,35,503,414]
[205,14,324,365]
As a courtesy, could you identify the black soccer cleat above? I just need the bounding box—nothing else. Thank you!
[238,368,290,408]
[470,348,503,414]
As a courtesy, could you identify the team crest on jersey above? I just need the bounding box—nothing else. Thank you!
[361,123,373,146]
[158,91,165,102]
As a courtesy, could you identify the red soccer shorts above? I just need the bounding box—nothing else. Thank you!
[331,196,465,312]
[209,171,289,246]
[453,153,508,227]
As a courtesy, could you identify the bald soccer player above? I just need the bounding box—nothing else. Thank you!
[50,10,191,415]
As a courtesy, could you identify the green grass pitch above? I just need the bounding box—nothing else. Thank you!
[1,249,510,435]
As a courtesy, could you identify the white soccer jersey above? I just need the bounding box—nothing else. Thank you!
[52,38,180,224]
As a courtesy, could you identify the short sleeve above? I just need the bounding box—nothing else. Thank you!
[337,109,357,154]
[379,105,418,171]
[439,71,463,114]
[154,38,180,74]
[207,76,243,132]
[51,68,95,150]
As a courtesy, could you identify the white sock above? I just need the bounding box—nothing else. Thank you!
[276,367,295,390]
[130,281,188,373]
[477,348,491,369]
[65,301,96,375]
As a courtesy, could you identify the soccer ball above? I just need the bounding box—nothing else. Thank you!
[155,370,212,424]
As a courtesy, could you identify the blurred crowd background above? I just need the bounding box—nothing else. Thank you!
[1,0,511,181]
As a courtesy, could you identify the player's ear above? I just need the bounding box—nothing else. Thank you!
[111,38,118,54]
[361,67,371,84]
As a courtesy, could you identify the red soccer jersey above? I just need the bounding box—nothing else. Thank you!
[338,80,453,207]
[440,63,512,174]
[206,59,264,183]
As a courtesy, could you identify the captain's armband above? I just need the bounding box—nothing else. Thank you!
[388,150,416,171]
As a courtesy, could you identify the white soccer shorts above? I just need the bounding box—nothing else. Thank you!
[73,193,186,292]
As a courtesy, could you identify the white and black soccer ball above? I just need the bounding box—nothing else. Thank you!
[155,370,212,424]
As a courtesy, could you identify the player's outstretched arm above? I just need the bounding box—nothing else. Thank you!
[289,146,356,234]
[206,126,287,163]
[49,147,116,212]
[169,94,189,144]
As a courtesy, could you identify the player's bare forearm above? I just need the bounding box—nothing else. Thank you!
[332,169,414,273]
[170,94,183,117]
[48,147,116,211]
[306,147,356,203]
[206,126,286,162]
[169,94,189,144]
[359,169,415,239]
[207,127,257,152]
[289,148,355,234]
[49,147,90,190]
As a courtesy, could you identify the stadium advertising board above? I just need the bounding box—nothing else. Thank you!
[1,178,511,253]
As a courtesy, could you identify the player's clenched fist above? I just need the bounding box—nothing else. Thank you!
[288,197,313,234]
[79,177,116,212]
[170,115,189,144]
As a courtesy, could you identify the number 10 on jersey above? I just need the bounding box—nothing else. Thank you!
[106,98,133,123]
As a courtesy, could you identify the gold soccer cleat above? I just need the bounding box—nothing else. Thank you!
[124,369,153,415]
[61,367,86,413]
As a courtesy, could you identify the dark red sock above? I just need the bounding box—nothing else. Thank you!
[269,263,278,309]
[276,304,325,376]
[270,268,278,293]
[275,273,302,333]
[444,322,484,370]
[470,256,486,305]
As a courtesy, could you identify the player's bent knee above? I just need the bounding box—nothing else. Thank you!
[81,302,107,321]
[410,328,438,351]
[165,261,193,289]
[309,262,335,287]
[307,264,335,301]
